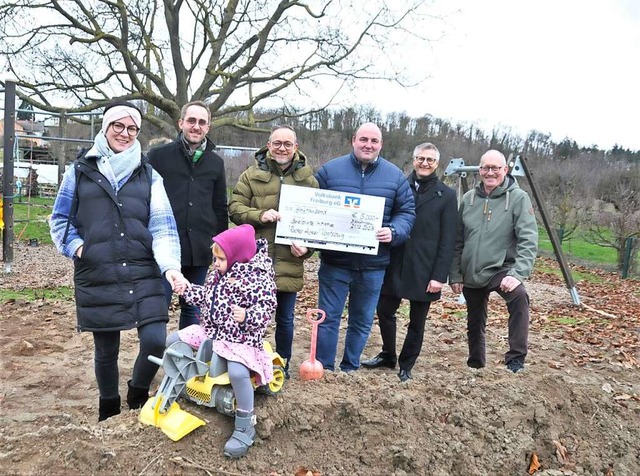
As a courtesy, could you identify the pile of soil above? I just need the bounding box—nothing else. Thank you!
[1,243,638,475]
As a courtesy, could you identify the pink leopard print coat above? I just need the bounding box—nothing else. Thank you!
[182,239,277,348]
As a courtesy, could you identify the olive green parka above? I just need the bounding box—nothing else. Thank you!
[229,146,319,292]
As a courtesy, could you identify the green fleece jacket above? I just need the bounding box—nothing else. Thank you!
[229,147,319,292]
[449,175,538,288]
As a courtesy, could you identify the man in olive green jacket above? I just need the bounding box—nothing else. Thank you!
[449,150,538,373]
[229,125,319,377]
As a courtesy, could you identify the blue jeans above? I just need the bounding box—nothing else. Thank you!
[163,265,209,330]
[315,262,385,371]
[274,291,297,371]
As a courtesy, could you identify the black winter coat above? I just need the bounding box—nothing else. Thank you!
[380,174,457,302]
[148,138,228,267]
[73,156,168,331]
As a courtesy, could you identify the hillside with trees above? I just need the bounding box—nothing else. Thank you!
[204,106,640,275]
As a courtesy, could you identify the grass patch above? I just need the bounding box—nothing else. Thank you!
[450,310,466,319]
[10,196,55,244]
[0,286,74,303]
[396,301,411,320]
[546,315,581,326]
[534,263,606,284]
[538,227,618,266]
[535,263,558,275]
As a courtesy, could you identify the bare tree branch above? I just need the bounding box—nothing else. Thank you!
[0,0,433,134]
[582,164,640,269]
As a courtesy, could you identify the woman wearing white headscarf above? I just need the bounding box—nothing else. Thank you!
[50,101,183,421]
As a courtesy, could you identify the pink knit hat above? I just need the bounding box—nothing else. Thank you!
[212,224,257,268]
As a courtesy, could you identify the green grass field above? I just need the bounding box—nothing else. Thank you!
[6,196,54,244]
[538,227,618,266]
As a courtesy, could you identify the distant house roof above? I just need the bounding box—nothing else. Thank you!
[16,120,45,135]
[0,119,25,137]
[0,119,44,147]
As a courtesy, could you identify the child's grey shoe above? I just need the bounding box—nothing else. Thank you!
[223,410,256,458]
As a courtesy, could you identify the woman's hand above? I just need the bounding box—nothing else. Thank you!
[231,305,246,323]
[165,270,190,295]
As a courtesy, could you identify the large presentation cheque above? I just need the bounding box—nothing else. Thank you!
[274,184,385,255]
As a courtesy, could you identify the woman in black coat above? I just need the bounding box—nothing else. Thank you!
[50,102,184,421]
[362,142,457,381]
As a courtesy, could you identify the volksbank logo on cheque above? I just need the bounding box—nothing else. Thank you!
[344,196,361,208]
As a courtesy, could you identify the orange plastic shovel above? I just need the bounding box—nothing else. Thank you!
[299,309,326,381]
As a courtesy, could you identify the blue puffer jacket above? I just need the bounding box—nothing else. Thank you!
[315,153,415,270]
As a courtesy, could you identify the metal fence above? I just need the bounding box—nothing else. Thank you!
[2,81,102,271]
[1,80,259,272]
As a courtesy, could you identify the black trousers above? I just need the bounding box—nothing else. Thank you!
[462,271,530,367]
[376,295,431,371]
[93,321,166,398]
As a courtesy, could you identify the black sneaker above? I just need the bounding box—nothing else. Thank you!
[506,359,525,373]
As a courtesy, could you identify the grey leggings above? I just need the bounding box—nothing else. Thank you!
[93,321,166,398]
[166,331,254,412]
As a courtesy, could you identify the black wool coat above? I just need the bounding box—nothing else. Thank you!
[380,174,458,302]
[148,138,228,267]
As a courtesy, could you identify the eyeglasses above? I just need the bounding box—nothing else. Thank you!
[270,141,295,150]
[111,121,140,136]
[184,117,209,127]
[479,165,504,173]
[414,156,437,165]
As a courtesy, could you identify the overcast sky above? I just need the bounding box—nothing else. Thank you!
[3,1,637,151]
[351,0,640,151]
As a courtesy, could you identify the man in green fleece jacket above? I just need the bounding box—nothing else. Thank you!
[449,150,538,373]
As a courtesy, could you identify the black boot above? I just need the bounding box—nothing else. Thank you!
[126,379,150,410]
[98,396,121,422]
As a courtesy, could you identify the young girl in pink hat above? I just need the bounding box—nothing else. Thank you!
[170,224,277,458]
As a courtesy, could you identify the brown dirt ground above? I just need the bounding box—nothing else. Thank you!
[1,243,639,476]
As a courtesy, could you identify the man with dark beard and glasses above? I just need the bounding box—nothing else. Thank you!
[148,100,228,330]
